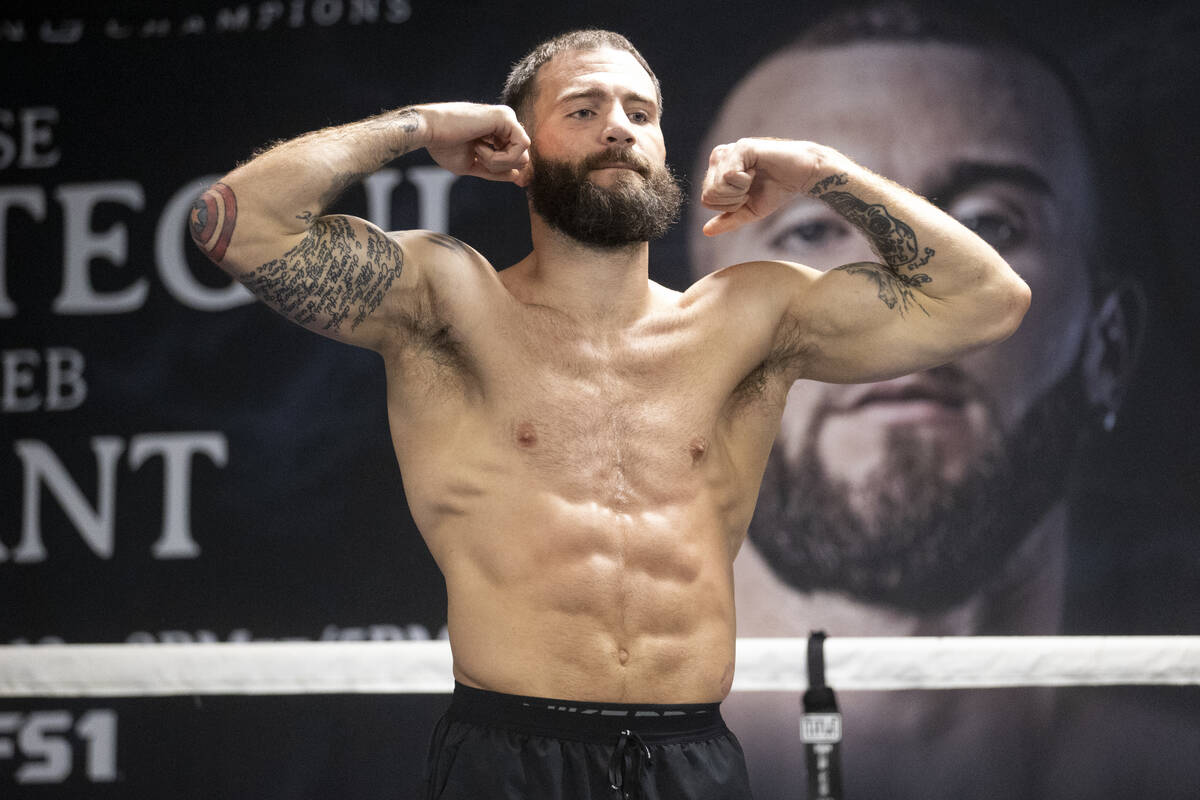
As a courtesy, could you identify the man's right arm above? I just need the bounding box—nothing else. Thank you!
[189,103,530,351]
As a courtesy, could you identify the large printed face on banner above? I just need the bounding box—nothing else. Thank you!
[691,38,1139,800]
[691,42,1130,619]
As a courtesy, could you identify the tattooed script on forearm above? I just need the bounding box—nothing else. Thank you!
[239,217,403,332]
[812,174,935,316]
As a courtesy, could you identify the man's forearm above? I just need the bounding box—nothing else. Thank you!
[251,107,423,234]
[805,145,1021,316]
[190,107,424,268]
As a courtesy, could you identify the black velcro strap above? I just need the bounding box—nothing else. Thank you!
[802,631,844,800]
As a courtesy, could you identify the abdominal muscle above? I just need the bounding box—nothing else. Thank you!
[420,474,739,705]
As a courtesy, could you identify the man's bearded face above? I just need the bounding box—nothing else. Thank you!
[527,144,683,247]
[748,365,1087,612]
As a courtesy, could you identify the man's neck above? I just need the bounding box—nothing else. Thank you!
[512,214,655,328]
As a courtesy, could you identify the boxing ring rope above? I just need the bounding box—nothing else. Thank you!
[2,637,1197,698]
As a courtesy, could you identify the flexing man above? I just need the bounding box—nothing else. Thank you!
[190,29,1028,800]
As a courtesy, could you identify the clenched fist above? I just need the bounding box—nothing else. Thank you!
[700,138,830,236]
[416,102,533,186]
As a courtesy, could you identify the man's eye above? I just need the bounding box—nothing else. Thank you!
[570,109,595,119]
[959,212,1024,250]
[629,111,649,123]
[770,220,849,250]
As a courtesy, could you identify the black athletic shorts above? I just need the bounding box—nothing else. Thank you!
[422,682,755,799]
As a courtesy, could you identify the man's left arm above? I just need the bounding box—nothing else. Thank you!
[701,138,1031,383]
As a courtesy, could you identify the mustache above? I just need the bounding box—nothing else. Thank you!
[576,147,654,178]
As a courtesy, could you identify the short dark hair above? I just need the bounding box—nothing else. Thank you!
[501,29,663,126]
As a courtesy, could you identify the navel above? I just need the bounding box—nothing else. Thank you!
[618,648,630,666]
[688,436,709,463]
[515,421,538,448]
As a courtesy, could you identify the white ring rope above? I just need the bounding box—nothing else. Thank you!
[1,637,1197,698]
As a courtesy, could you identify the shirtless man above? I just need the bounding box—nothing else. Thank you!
[189,29,1028,800]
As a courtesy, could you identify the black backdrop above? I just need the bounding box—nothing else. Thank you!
[2,1,1197,797]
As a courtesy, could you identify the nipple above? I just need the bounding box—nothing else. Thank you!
[515,422,538,448]
[688,436,709,463]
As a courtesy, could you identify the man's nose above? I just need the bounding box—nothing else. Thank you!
[603,107,635,145]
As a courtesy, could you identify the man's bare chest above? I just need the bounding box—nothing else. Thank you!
[386,298,785,504]
[483,328,720,507]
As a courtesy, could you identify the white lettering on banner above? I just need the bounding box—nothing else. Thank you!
[0,2,412,43]
[363,169,404,231]
[312,0,343,26]
[11,437,124,561]
[0,709,117,785]
[0,167,458,317]
[406,166,457,235]
[256,2,285,28]
[1,433,226,564]
[1,348,87,413]
[363,166,457,234]
[215,6,252,31]
[38,21,84,45]
[127,432,228,559]
[0,107,61,170]
[139,19,172,39]
[53,181,147,314]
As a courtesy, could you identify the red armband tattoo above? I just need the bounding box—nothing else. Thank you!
[189,182,237,263]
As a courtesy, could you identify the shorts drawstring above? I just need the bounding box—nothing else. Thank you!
[608,729,654,799]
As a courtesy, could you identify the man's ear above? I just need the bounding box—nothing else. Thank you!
[1081,279,1147,431]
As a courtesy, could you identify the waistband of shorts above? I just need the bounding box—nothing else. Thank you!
[447,681,730,744]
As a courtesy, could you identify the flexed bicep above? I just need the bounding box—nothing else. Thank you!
[233,214,407,347]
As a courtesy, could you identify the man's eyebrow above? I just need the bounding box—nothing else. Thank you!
[925,161,1054,207]
[557,87,657,108]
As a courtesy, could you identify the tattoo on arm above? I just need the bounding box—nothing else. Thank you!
[189,182,238,263]
[834,261,930,317]
[395,107,420,135]
[238,217,403,333]
[809,173,848,196]
[358,106,422,164]
[819,190,935,271]
[809,175,936,315]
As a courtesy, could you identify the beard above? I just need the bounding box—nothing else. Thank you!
[526,145,683,248]
[747,364,1087,613]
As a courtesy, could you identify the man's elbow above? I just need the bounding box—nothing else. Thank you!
[187,181,241,274]
[984,272,1032,344]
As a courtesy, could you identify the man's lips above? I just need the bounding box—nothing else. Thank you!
[591,162,647,177]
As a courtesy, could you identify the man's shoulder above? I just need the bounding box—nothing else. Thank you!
[388,229,494,271]
[683,258,812,307]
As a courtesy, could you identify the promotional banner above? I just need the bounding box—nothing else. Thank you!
[2,1,1197,797]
